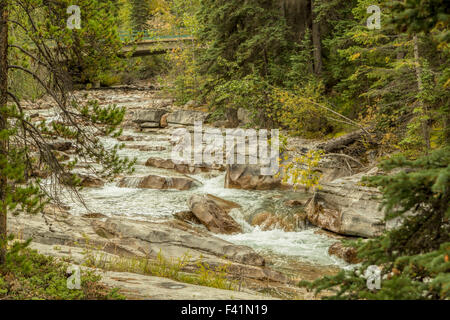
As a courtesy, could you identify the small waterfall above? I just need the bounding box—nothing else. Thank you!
[166,177,174,188]
[119,176,144,188]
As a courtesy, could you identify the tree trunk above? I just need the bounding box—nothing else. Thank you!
[413,35,431,151]
[315,129,368,153]
[0,0,8,264]
[311,0,322,75]
[279,0,310,42]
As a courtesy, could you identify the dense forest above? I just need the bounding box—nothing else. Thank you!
[0,0,448,301]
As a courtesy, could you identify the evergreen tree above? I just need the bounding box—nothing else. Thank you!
[300,1,449,299]
[195,0,294,125]
[130,0,152,31]
[301,147,450,299]
[0,0,135,264]
[319,0,449,154]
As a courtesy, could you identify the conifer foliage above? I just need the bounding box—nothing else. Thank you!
[301,147,450,299]
[0,0,135,264]
[130,0,152,31]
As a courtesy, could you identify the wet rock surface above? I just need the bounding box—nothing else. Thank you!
[251,212,307,232]
[188,194,243,235]
[119,175,196,191]
[225,164,283,190]
[7,209,294,294]
[328,242,360,264]
[146,157,225,174]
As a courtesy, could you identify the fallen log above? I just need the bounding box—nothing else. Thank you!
[315,129,369,153]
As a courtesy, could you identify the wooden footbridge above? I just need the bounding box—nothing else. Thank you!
[119,30,194,57]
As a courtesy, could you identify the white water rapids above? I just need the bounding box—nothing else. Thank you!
[45,125,350,273]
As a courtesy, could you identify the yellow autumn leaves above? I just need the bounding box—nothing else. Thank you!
[277,150,324,191]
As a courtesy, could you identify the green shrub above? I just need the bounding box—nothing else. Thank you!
[0,240,125,300]
[300,147,450,300]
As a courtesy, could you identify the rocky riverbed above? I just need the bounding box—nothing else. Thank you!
[11,85,389,299]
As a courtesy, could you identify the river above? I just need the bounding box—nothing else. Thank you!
[35,90,351,285]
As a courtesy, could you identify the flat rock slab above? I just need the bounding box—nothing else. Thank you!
[92,218,264,266]
[145,157,225,174]
[167,110,208,126]
[25,243,273,300]
[101,271,277,300]
[7,211,282,285]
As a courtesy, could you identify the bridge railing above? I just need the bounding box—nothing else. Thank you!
[118,29,192,42]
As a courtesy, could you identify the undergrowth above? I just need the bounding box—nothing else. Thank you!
[0,239,125,300]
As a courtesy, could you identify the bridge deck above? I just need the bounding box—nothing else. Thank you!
[119,31,194,56]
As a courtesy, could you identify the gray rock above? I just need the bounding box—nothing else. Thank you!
[225,164,283,190]
[133,109,167,124]
[188,194,243,235]
[7,211,280,283]
[100,271,276,300]
[237,108,253,125]
[26,243,277,300]
[118,175,196,191]
[306,169,385,238]
[145,157,225,174]
[94,218,261,266]
[167,110,209,126]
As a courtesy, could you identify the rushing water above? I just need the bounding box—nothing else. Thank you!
[48,126,349,271]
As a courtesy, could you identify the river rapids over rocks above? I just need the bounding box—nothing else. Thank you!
[20,86,361,298]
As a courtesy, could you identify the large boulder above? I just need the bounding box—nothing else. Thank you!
[7,212,267,269]
[132,109,168,127]
[225,164,282,190]
[205,194,241,211]
[177,195,241,226]
[166,110,208,126]
[145,157,177,170]
[119,175,196,191]
[80,175,105,188]
[188,194,242,235]
[305,169,385,238]
[62,173,105,188]
[91,218,262,266]
[328,242,360,264]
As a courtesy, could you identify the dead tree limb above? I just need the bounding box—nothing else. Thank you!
[325,153,364,167]
[315,129,371,153]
